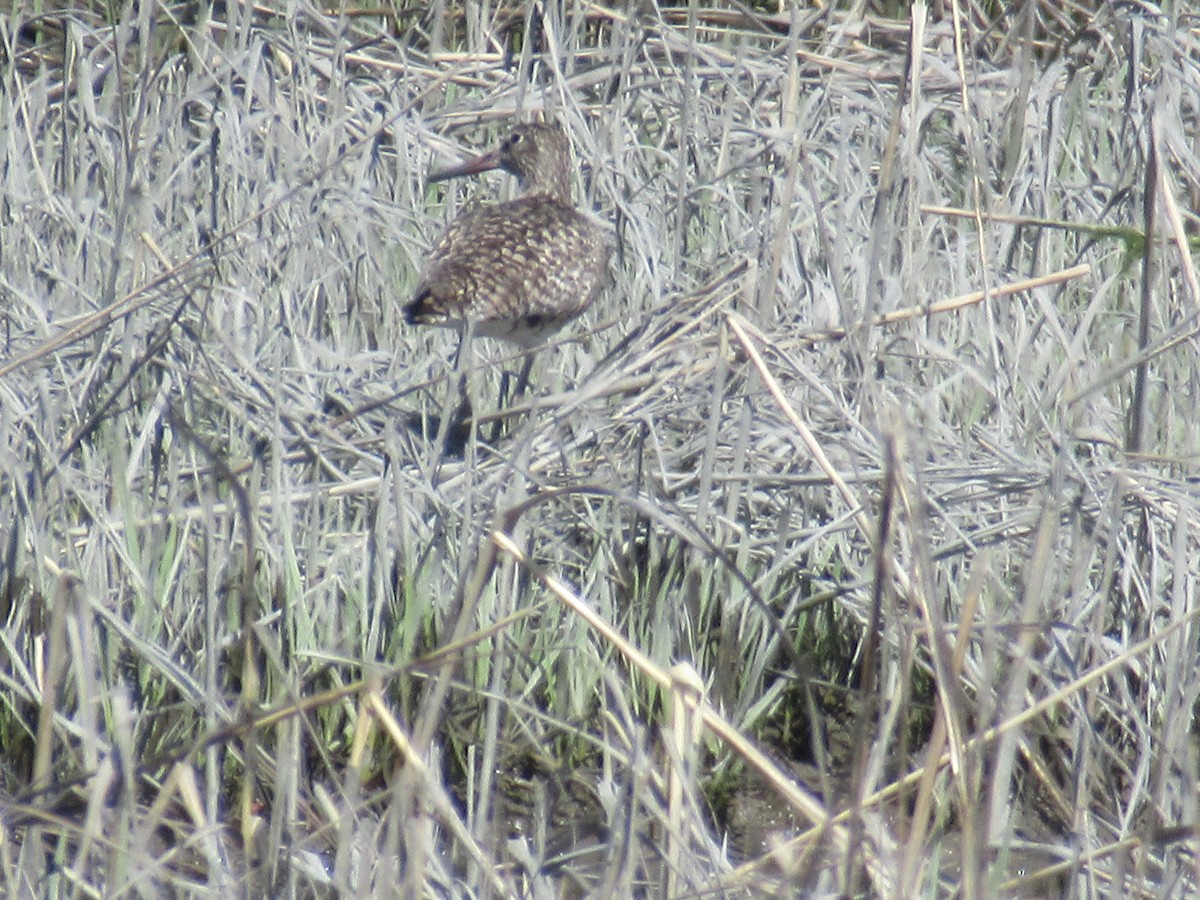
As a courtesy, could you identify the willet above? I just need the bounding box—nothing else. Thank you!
[406,121,609,448]
[407,121,609,367]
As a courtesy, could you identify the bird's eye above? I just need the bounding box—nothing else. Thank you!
[508,133,523,146]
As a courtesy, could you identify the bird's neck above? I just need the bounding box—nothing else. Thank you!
[518,171,572,205]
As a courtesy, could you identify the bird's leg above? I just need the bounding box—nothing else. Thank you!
[431,324,476,471]
[510,351,538,404]
[490,349,538,443]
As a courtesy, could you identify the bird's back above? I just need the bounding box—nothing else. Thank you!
[408,194,610,346]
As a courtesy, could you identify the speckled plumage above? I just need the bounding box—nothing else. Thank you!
[405,123,609,348]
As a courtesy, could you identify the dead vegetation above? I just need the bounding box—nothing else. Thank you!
[2,1,1200,896]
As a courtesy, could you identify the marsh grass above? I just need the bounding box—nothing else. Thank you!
[3,1,1200,896]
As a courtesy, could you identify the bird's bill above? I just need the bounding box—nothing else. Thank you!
[428,148,503,183]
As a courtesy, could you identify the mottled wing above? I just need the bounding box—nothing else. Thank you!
[406,196,609,341]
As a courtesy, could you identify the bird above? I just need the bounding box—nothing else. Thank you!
[404,121,610,355]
